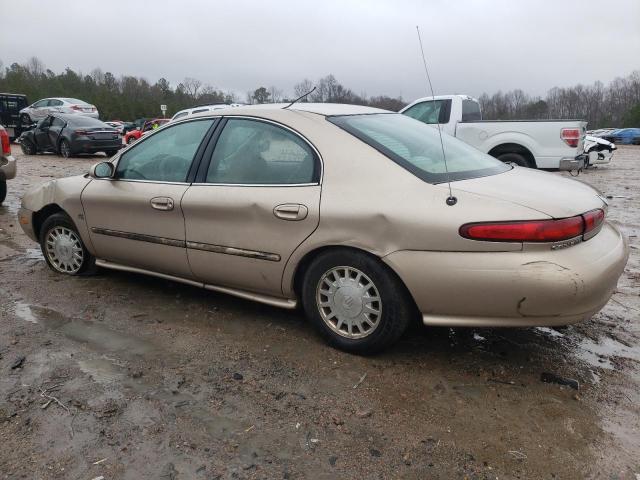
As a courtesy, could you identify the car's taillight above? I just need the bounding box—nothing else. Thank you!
[70,105,83,111]
[460,209,605,243]
[561,128,581,148]
[583,208,605,234]
[0,129,10,155]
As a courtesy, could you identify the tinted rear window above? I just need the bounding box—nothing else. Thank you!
[328,113,509,184]
[462,100,482,122]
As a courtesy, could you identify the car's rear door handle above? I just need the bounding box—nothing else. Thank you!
[273,203,308,221]
[150,196,174,211]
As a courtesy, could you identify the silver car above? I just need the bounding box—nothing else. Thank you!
[20,97,99,124]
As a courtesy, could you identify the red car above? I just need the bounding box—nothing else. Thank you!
[123,118,169,144]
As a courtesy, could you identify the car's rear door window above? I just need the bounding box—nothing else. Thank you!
[204,118,318,185]
[116,119,214,182]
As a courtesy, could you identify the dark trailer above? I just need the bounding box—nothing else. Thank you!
[0,93,29,140]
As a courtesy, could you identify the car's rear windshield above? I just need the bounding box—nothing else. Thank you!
[328,113,509,184]
[66,116,108,127]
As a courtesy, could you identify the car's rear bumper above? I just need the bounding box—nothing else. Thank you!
[0,154,17,180]
[382,222,629,327]
[72,139,122,154]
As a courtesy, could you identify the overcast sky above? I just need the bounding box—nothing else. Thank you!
[1,0,638,101]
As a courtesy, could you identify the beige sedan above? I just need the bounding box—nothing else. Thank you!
[18,104,629,353]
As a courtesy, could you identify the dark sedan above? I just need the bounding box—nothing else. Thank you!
[19,114,122,158]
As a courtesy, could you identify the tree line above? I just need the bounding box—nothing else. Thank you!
[1,57,638,128]
[478,71,640,128]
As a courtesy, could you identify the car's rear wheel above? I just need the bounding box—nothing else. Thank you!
[497,152,531,168]
[59,139,72,158]
[301,249,413,354]
[0,180,6,204]
[20,113,31,125]
[20,140,36,155]
[39,212,97,275]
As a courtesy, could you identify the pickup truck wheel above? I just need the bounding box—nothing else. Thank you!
[301,249,413,354]
[497,153,531,168]
[0,180,6,204]
[39,212,97,275]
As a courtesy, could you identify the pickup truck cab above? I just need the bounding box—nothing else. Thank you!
[400,95,587,170]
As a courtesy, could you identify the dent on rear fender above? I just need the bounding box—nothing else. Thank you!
[516,261,585,317]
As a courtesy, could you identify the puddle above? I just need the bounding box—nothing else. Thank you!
[23,248,44,260]
[11,300,154,356]
[78,357,125,384]
[576,336,640,370]
[14,301,39,323]
[536,327,565,338]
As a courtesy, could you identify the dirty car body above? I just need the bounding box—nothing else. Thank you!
[17,104,629,353]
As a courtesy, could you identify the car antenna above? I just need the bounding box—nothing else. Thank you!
[283,86,317,109]
[416,25,457,206]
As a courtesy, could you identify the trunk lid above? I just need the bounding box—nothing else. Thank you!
[451,167,606,218]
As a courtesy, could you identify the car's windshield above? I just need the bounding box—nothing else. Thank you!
[328,113,509,183]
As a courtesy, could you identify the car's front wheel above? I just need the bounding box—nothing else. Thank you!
[301,249,413,354]
[20,140,36,155]
[39,212,97,275]
[20,113,31,125]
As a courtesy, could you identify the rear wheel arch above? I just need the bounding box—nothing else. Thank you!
[291,245,418,312]
[488,143,537,168]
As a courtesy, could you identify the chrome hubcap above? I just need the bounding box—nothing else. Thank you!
[316,266,382,339]
[45,226,84,273]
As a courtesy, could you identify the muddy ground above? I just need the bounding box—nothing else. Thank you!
[0,146,638,480]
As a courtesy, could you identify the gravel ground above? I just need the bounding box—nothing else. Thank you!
[0,146,638,479]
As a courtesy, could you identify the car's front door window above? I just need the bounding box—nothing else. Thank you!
[32,99,48,108]
[205,118,318,184]
[116,119,214,182]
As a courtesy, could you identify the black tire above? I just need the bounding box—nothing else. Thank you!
[59,139,72,158]
[20,113,31,125]
[301,249,414,354]
[126,136,136,145]
[105,150,118,157]
[0,180,6,204]
[39,212,97,275]
[20,140,36,155]
[497,152,532,168]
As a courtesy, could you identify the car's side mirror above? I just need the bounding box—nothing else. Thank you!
[90,162,115,179]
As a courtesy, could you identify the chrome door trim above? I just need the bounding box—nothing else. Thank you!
[90,227,185,248]
[90,227,281,262]
[186,241,281,262]
[95,259,297,309]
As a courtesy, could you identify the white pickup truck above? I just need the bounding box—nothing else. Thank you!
[400,94,587,170]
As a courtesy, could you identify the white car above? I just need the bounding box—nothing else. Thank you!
[401,95,587,170]
[584,135,616,166]
[170,104,243,122]
[20,97,99,124]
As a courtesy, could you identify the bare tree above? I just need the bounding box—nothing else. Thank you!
[182,77,202,98]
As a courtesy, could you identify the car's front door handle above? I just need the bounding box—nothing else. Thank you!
[273,203,308,221]
[150,196,174,211]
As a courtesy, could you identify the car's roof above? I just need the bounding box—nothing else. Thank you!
[189,103,391,118]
